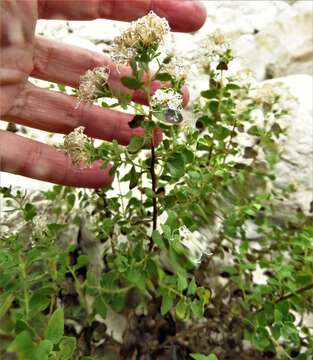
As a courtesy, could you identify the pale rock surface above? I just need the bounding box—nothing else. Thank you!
[273,75,313,216]
[1,0,312,203]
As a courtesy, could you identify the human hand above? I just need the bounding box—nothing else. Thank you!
[0,0,206,188]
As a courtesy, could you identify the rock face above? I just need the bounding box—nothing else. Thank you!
[273,75,313,216]
[200,1,313,80]
[1,0,312,200]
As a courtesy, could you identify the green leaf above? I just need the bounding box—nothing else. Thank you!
[57,336,76,360]
[177,274,188,292]
[155,72,172,81]
[29,292,50,313]
[47,223,67,233]
[121,76,143,89]
[15,320,36,338]
[214,126,230,140]
[128,114,145,129]
[225,83,241,90]
[93,296,107,319]
[35,340,53,360]
[161,291,174,315]
[152,230,166,250]
[175,298,188,319]
[201,89,219,99]
[129,165,139,189]
[24,203,37,221]
[190,299,204,318]
[74,255,89,270]
[243,147,258,159]
[127,136,145,154]
[209,100,219,113]
[66,194,75,209]
[124,268,145,290]
[187,278,197,296]
[161,224,172,240]
[167,153,185,179]
[45,308,64,345]
[0,293,14,320]
[191,354,218,360]
[8,330,34,357]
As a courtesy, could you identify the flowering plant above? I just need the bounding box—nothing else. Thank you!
[1,12,312,360]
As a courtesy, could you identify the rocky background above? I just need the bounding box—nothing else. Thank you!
[1,0,312,211]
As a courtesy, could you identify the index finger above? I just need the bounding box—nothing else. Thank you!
[38,0,207,32]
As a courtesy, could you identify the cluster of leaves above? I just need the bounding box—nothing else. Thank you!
[1,30,313,360]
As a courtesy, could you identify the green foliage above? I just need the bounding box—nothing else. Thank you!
[191,354,218,360]
[0,26,312,360]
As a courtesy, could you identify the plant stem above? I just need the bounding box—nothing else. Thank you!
[274,282,313,304]
[19,257,29,319]
[149,139,158,251]
[255,282,313,314]
[146,68,158,251]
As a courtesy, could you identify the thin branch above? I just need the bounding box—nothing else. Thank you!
[149,140,158,251]
[256,282,313,314]
[274,282,313,304]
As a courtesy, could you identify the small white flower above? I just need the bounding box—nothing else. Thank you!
[178,226,212,265]
[78,66,110,103]
[62,126,92,167]
[253,81,296,113]
[163,52,189,80]
[196,30,232,71]
[151,89,183,111]
[110,11,170,65]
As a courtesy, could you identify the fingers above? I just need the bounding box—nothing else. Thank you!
[0,130,113,188]
[38,0,206,32]
[31,37,189,106]
[4,82,145,145]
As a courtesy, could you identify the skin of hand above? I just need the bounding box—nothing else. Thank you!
[0,0,206,188]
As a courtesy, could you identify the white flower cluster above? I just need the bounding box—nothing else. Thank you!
[78,66,110,103]
[196,30,232,70]
[234,68,256,88]
[253,81,296,113]
[163,51,189,80]
[151,88,183,111]
[110,11,170,65]
[62,126,92,167]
